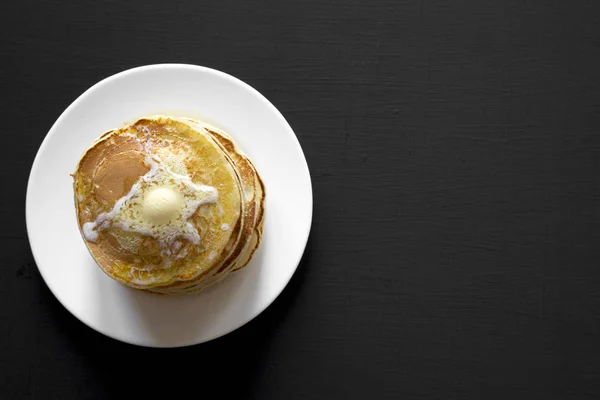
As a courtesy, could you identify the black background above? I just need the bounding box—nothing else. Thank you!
[2,0,600,398]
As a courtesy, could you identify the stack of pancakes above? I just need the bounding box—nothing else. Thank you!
[72,116,265,294]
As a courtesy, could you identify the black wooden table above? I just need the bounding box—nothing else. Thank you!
[3,0,600,398]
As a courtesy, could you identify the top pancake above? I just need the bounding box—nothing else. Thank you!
[73,116,243,289]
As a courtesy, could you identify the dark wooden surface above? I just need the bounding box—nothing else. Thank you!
[2,0,600,398]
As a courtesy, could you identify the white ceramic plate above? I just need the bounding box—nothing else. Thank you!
[26,64,312,347]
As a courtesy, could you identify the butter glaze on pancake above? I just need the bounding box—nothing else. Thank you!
[73,117,242,289]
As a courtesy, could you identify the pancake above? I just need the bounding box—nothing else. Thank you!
[72,115,264,294]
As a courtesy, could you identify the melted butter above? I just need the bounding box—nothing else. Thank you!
[82,154,218,260]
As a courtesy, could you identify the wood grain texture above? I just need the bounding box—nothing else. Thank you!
[2,0,600,398]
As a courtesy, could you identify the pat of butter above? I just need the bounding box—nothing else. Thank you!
[142,187,182,225]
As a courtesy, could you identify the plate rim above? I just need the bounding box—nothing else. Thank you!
[25,63,313,347]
